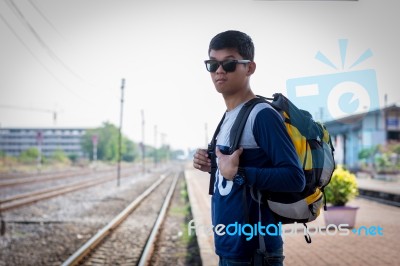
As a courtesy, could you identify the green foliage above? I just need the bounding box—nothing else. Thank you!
[393,144,400,155]
[359,144,400,173]
[19,147,40,163]
[81,121,139,162]
[374,143,399,173]
[121,139,137,162]
[374,153,396,173]
[171,149,186,160]
[157,145,171,161]
[68,153,78,163]
[81,121,185,163]
[51,149,70,164]
[358,146,378,160]
[324,165,359,206]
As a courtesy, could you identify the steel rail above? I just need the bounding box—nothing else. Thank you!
[0,166,138,188]
[0,170,135,212]
[0,169,93,188]
[137,172,180,266]
[61,173,170,266]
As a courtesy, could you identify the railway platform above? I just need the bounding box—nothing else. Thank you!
[184,167,400,266]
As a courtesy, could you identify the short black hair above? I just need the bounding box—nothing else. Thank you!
[208,30,255,61]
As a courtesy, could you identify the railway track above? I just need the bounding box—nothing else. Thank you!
[0,166,138,188]
[0,168,85,180]
[61,171,180,266]
[0,167,137,212]
[0,169,92,188]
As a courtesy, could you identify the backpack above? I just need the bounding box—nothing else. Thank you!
[208,93,335,235]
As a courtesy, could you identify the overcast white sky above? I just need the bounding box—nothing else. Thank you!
[0,0,399,152]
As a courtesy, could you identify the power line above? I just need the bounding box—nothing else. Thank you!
[25,0,119,104]
[117,79,125,187]
[5,0,85,82]
[1,2,121,120]
[0,11,88,103]
[27,0,65,39]
[0,104,62,125]
[3,0,120,106]
[0,104,57,113]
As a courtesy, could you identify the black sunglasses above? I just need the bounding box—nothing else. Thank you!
[204,59,251,73]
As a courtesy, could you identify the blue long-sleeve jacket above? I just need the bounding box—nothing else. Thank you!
[211,101,305,259]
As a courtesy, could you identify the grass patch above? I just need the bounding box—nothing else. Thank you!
[178,176,202,265]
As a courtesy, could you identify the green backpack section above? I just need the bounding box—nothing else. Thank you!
[208,93,335,226]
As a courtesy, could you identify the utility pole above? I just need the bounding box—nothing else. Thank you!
[141,109,145,173]
[36,131,43,174]
[161,132,166,164]
[117,78,125,187]
[92,135,98,166]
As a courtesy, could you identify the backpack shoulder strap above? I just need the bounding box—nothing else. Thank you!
[229,97,267,154]
[208,113,225,195]
[208,96,269,195]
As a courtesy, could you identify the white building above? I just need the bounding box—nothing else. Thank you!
[0,128,87,158]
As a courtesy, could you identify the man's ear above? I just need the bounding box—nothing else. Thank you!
[247,61,256,76]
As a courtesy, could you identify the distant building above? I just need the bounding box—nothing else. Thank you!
[0,128,87,158]
[324,104,400,170]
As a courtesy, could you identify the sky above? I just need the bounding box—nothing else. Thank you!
[0,0,399,152]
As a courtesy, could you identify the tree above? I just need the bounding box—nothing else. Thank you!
[171,149,186,160]
[157,145,171,162]
[393,144,400,155]
[68,153,79,164]
[51,149,70,164]
[358,145,378,170]
[82,122,139,162]
[19,147,40,164]
[122,138,138,162]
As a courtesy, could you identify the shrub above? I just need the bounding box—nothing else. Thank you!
[19,147,40,164]
[324,165,359,206]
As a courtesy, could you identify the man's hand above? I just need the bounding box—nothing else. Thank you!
[193,148,211,172]
[215,147,243,180]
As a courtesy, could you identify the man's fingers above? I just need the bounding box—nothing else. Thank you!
[194,150,208,159]
[193,149,211,172]
[196,148,208,157]
[194,163,202,170]
[193,161,211,169]
[194,155,210,163]
[193,161,211,172]
[194,151,211,164]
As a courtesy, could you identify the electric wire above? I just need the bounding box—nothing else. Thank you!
[0,11,89,103]
[5,0,85,82]
[1,1,125,120]
[0,104,60,114]
[27,0,119,104]
[27,0,65,40]
[5,0,120,105]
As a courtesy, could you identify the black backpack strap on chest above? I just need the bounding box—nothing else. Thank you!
[229,97,267,153]
[208,97,267,195]
[208,113,225,195]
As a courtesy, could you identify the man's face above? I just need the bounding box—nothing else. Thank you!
[208,48,253,96]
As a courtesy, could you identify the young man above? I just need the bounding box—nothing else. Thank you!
[193,30,306,266]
